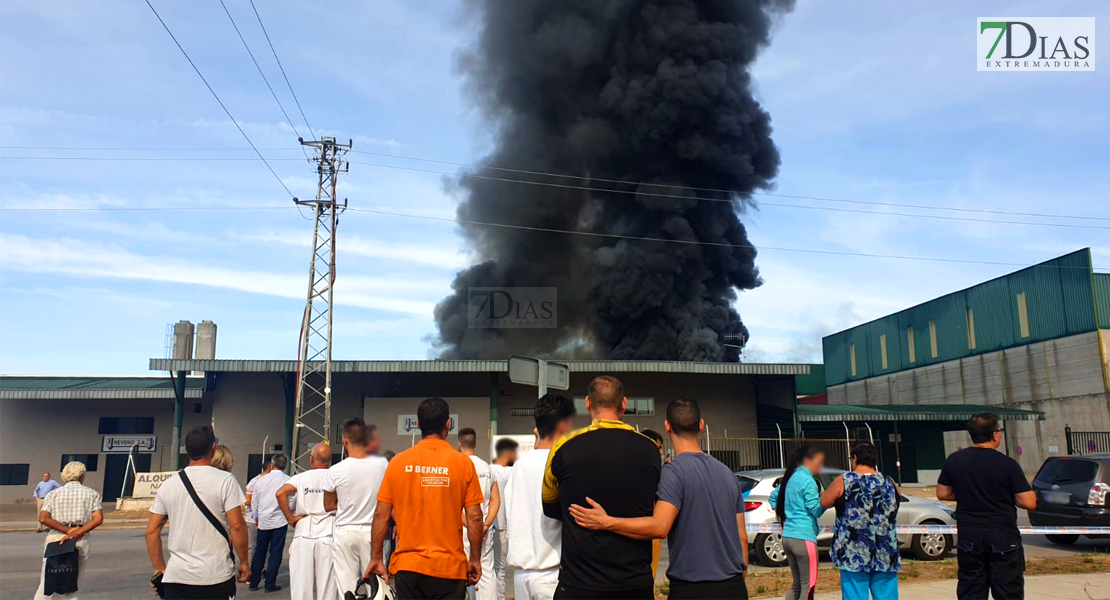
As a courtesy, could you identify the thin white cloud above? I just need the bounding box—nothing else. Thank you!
[237,230,472,270]
[0,234,441,315]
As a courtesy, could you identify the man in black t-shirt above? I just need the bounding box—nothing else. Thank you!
[542,375,661,600]
[937,413,1036,600]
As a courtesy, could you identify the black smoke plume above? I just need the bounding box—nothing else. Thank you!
[434,0,793,361]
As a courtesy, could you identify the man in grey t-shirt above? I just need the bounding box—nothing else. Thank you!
[146,426,250,599]
[569,398,749,599]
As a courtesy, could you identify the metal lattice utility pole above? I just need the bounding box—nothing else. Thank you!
[292,136,351,471]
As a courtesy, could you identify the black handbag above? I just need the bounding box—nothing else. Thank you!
[43,538,79,596]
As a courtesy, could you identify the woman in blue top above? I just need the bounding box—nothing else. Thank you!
[820,442,900,600]
[769,445,827,600]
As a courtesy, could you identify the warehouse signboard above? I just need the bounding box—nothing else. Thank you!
[133,472,176,498]
[101,435,157,453]
[398,414,458,435]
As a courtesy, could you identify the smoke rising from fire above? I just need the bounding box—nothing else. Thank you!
[434,0,793,360]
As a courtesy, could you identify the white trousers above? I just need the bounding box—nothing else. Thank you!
[332,526,373,600]
[513,568,559,600]
[34,533,89,599]
[463,529,496,600]
[493,529,508,600]
[289,536,337,600]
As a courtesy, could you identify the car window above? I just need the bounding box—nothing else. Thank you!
[817,473,838,490]
[1034,459,1098,486]
[736,476,761,494]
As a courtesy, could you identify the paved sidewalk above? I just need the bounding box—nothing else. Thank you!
[806,573,1110,600]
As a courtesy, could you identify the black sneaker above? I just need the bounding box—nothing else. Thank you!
[264,586,282,593]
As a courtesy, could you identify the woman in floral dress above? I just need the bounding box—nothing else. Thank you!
[820,442,901,600]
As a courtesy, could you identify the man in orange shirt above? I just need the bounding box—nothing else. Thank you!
[366,397,484,600]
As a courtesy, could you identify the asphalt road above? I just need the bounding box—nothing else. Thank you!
[2,525,1108,599]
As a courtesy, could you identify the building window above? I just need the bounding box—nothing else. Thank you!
[60,454,99,472]
[573,397,588,414]
[0,464,29,486]
[966,307,977,350]
[849,343,857,377]
[98,417,155,435]
[1016,292,1030,338]
[929,320,939,358]
[627,397,655,416]
[880,334,889,370]
[907,327,916,364]
[510,408,535,417]
[193,403,203,414]
[572,397,654,416]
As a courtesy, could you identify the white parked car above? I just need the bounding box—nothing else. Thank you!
[737,468,956,567]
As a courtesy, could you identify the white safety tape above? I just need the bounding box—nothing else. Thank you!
[745,524,1110,535]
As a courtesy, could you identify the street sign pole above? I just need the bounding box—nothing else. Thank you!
[537,360,547,398]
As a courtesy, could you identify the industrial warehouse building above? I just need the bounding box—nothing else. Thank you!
[822,249,1110,482]
[0,359,809,504]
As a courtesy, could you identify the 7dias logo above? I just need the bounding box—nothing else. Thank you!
[468,287,556,329]
[978,17,1095,71]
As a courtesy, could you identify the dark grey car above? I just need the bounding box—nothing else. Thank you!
[1029,454,1110,545]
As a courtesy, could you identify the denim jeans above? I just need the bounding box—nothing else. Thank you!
[249,525,288,591]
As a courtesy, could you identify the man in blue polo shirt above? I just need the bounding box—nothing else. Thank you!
[569,397,749,599]
[33,473,61,532]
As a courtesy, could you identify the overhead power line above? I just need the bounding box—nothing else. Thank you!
[2,202,1100,272]
[3,145,1106,223]
[345,161,1110,231]
[141,0,294,198]
[341,206,1107,271]
[4,154,1107,230]
[248,0,315,139]
[217,0,305,151]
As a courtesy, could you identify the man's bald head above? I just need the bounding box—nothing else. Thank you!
[310,443,332,468]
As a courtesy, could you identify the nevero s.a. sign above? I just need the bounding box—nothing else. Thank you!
[978,17,1095,71]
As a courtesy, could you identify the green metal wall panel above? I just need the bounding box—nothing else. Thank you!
[823,336,848,386]
[845,325,872,380]
[1095,273,1110,328]
[867,315,903,375]
[823,249,1097,386]
[966,277,1016,353]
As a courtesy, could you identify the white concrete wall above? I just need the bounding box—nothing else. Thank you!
[0,398,207,504]
[829,330,1110,474]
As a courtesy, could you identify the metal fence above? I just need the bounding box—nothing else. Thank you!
[665,437,856,472]
[1066,426,1110,456]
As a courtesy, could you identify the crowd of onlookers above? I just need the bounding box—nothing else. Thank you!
[30,374,1036,600]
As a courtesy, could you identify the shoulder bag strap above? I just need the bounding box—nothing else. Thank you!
[178,470,234,562]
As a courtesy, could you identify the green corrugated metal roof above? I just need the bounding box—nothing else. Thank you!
[148,358,810,376]
[0,376,205,399]
[798,403,1045,422]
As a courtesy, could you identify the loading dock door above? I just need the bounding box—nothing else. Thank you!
[103,454,151,502]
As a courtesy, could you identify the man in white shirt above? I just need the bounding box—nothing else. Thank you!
[489,439,518,600]
[277,443,336,600]
[458,427,501,600]
[147,425,249,599]
[324,418,388,599]
[248,454,291,592]
[505,395,576,600]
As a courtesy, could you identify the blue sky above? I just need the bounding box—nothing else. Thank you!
[1,0,1107,375]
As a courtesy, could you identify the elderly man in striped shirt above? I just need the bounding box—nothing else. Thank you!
[34,461,104,599]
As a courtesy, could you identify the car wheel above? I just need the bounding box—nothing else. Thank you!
[911,522,952,561]
[1046,534,1079,546]
[754,533,789,567]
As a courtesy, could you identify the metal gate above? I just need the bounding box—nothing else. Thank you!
[1066,425,1110,455]
[665,437,856,472]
